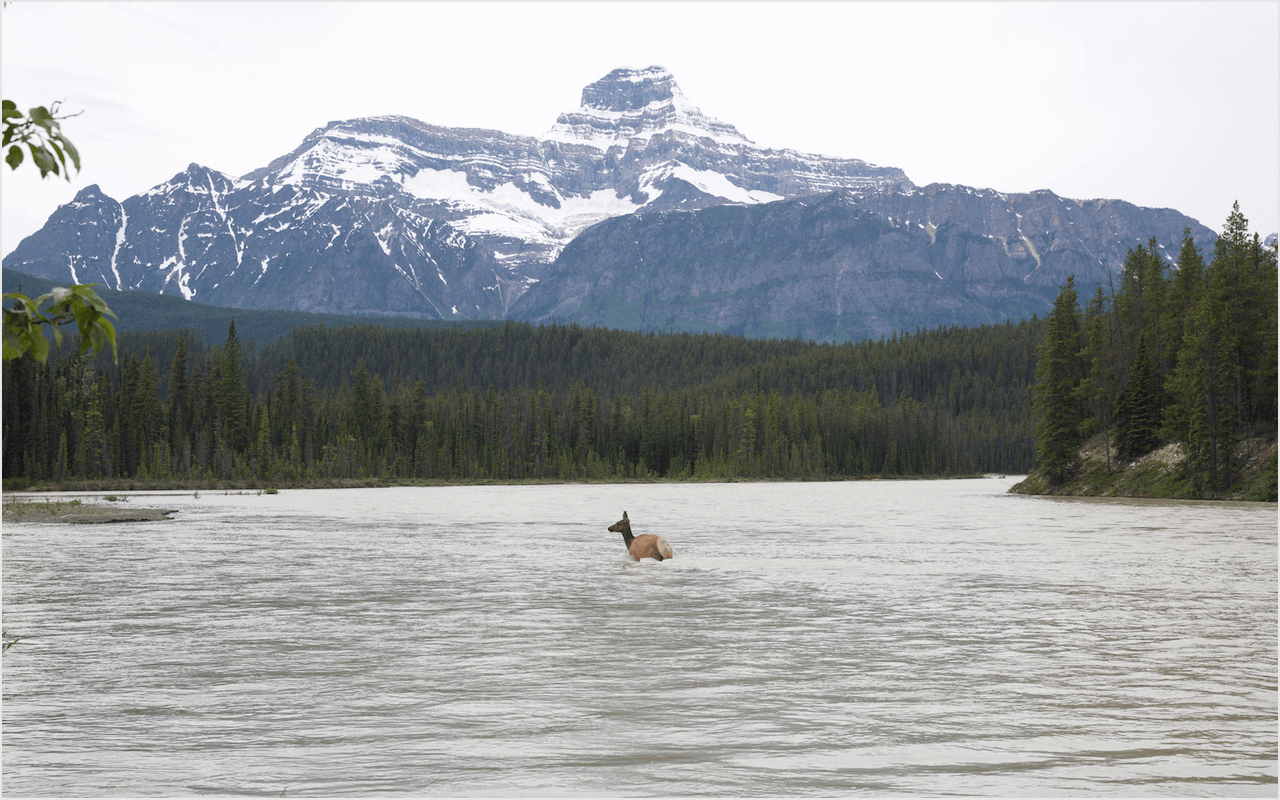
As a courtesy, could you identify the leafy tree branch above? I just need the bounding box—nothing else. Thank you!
[3,285,117,363]
[2,96,116,363]
[2,99,81,180]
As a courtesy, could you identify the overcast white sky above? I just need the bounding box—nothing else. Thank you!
[3,2,1277,258]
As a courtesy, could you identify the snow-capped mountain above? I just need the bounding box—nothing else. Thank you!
[5,66,908,320]
[4,65,1218,339]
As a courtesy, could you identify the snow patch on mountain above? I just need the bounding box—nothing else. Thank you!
[159,256,196,300]
[375,223,395,255]
[277,135,408,189]
[642,162,784,205]
[110,207,127,289]
[402,166,641,246]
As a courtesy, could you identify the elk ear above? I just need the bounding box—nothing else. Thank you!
[622,511,628,519]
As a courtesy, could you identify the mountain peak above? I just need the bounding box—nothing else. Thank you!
[547,65,751,150]
[579,66,681,112]
[71,184,112,202]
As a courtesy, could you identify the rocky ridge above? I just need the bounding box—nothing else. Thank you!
[5,66,908,320]
[512,185,1217,341]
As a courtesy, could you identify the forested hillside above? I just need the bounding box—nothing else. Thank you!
[3,315,1041,487]
[2,267,493,345]
[1024,204,1277,499]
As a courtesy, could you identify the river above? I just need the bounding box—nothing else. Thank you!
[2,479,1275,795]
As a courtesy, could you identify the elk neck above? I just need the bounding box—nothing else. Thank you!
[611,518,635,548]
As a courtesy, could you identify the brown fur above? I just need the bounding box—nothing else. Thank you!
[608,511,674,560]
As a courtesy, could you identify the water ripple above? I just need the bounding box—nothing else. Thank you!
[3,480,1275,795]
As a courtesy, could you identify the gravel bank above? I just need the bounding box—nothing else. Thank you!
[3,503,178,524]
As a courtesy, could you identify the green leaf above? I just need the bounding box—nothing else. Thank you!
[72,285,113,316]
[6,145,22,170]
[25,326,50,363]
[28,105,53,129]
[71,304,93,331]
[29,143,58,178]
[88,323,106,357]
[92,313,119,363]
[4,294,48,327]
[2,331,23,361]
[58,135,80,172]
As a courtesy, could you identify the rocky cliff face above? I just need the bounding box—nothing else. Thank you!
[5,66,908,321]
[511,186,1217,342]
[547,65,752,149]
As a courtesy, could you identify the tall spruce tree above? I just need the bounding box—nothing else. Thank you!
[1168,279,1237,493]
[1249,232,1279,434]
[167,336,191,473]
[1034,276,1086,483]
[133,354,164,475]
[1168,207,1250,493]
[1163,229,1206,384]
[216,320,250,455]
[1117,332,1160,461]
[1077,286,1116,468]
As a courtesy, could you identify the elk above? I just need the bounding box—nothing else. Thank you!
[608,511,674,560]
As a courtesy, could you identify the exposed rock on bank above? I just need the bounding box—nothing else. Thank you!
[1011,435,1277,501]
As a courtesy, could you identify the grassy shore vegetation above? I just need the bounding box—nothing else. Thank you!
[4,311,1040,490]
[2,496,82,518]
[1016,204,1277,501]
[1,495,180,523]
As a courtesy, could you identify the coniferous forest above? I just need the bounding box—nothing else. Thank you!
[2,314,1040,488]
[3,205,1274,496]
[1030,204,1277,498]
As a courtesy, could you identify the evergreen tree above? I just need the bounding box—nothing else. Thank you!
[1033,277,1085,483]
[168,336,191,472]
[1117,332,1160,461]
[1167,209,1247,493]
[134,353,165,474]
[1077,286,1116,468]
[78,381,107,479]
[1168,283,1236,493]
[1162,229,1206,387]
[216,320,250,455]
[1249,233,1279,434]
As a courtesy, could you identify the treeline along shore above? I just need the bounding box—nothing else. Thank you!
[4,205,1274,498]
[3,315,1039,489]
[1017,206,1276,501]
